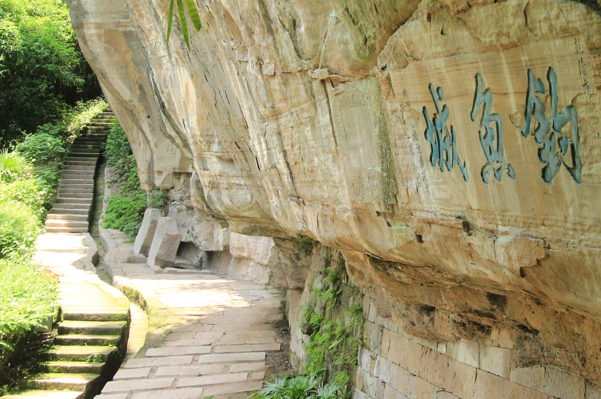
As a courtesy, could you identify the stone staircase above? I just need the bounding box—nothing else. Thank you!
[8,309,129,399]
[45,111,114,233]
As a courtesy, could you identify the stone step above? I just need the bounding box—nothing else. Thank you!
[58,183,94,190]
[54,198,92,205]
[69,152,101,158]
[71,145,103,151]
[67,157,98,169]
[62,310,129,322]
[59,188,93,194]
[21,373,99,391]
[61,172,96,179]
[58,321,127,336]
[46,214,88,222]
[2,390,83,398]
[45,220,89,228]
[55,334,120,347]
[59,178,94,184]
[45,227,88,234]
[55,192,93,199]
[47,346,116,362]
[44,361,103,374]
[50,207,89,215]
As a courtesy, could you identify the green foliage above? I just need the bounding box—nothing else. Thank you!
[16,132,66,166]
[103,121,131,166]
[300,252,364,398]
[0,149,27,182]
[61,98,109,138]
[0,256,58,337]
[166,0,202,49]
[149,188,166,209]
[0,254,58,390]
[103,123,147,237]
[0,0,101,144]
[0,179,48,217]
[0,202,41,258]
[251,373,343,399]
[294,235,316,259]
[103,190,147,237]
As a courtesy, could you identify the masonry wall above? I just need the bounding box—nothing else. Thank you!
[286,244,601,399]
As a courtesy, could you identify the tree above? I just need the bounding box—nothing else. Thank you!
[0,0,100,145]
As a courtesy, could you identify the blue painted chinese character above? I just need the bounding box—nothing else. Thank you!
[423,84,469,182]
[522,67,582,184]
[470,73,516,184]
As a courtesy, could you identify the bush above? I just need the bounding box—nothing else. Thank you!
[103,121,131,166]
[0,255,58,388]
[0,179,47,217]
[0,149,28,182]
[0,202,41,258]
[251,374,342,399]
[102,122,147,238]
[16,132,66,166]
[102,191,147,238]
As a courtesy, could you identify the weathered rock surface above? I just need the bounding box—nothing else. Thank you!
[68,0,601,390]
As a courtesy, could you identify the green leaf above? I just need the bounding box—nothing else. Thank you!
[183,0,202,31]
[166,0,175,46]
[176,0,189,49]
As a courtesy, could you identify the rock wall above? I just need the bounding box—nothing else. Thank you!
[67,0,601,394]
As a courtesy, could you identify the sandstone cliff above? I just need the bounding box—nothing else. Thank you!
[68,0,601,392]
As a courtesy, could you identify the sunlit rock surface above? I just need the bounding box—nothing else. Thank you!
[68,0,601,390]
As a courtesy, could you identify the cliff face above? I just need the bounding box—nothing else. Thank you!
[68,0,601,386]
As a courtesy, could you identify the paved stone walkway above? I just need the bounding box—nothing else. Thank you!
[97,227,286,399]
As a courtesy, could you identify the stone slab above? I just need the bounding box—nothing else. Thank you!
[102,378,174,393]
[214,343,280,353]
[146,346,211,357]
[113,367,152,380]
[177,372,248,388]
[131,388,204,399]
[124,356,194,368]
[197,352,266,363]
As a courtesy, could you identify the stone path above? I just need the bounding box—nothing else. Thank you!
[96,227,286,399]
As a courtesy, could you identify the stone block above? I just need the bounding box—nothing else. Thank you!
[447,358,477,399]
[389,364,412,396]
[408,375,435,398]
[381,329,416,368]
[446,340,479,368]
[357,367,385,398]
[363,321,383,353]
[374,355,399,385]
[359,348,377,374]
[474,369,549,399]
[384,384,408,399]
[147,217,182,268]
[230,232,274,265]
[414,346,450,389]
[155,363,229,377]
[479,344,511,378]
[542,366,585,399]
[510,366,545,391]
[214,343,280,353]
[134,208,161,256]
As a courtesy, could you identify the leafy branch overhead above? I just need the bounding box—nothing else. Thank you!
[166,0,202,49]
